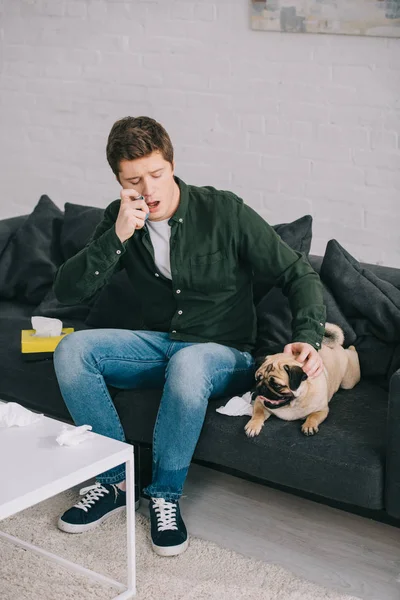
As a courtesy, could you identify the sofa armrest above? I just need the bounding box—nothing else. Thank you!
[385,368,400,519]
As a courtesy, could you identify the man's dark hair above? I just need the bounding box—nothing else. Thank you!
[106,116,174,180]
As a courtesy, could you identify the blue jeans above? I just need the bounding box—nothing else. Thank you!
[53,330,255,501]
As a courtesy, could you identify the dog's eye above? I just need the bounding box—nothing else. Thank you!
[255,373,263,382]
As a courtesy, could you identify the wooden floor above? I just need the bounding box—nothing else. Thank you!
[139,464,400,600]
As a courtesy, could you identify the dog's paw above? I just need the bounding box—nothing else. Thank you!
[301,423,319,436]
[245,419,263,437]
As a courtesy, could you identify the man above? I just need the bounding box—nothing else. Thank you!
[53,116,326,557]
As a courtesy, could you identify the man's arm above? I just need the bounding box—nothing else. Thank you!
[53,200,126,305]
[237,201,326,373]
[54,189,149,305]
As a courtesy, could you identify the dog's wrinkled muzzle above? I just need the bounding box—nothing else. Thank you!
[252,384,294,410]
[258,395,293,409]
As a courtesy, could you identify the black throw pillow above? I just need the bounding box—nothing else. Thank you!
[31,202,107,322]
[60,203,105,260]
[273,215,312,253]
[0,196,63,305]
[320,240,400,343]
[320,240,400,379]
[0,214,29,259]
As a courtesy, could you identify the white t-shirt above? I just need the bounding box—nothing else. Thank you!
[146,219,172,279]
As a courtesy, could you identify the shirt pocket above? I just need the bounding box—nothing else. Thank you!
[190,250,231,292]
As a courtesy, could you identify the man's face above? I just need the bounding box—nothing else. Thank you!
[118,151,179,222]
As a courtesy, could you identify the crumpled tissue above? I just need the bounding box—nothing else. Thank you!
[0,402,44,427]
[216,391,254,417]
[31,316,62,337]
[56,425,93,446]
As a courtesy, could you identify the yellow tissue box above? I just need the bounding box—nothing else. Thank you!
[21,328,75,360]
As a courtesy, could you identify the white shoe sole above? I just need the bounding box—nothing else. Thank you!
[152,537,189,557]
[58,498,140,534]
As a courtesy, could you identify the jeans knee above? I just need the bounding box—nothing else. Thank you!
[53,330,91,372]
[165,346,214,401]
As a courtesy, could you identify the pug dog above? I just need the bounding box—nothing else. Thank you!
[245,323,361,437]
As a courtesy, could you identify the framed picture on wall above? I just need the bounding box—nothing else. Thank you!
[250,0,400,37]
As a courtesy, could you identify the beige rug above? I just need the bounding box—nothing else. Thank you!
[0,487,362,600]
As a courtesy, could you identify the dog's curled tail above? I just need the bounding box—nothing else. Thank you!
[322,323,345,348]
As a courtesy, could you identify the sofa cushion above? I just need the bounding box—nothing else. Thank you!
[273,214,312,254]
[309,254,400,383]
[320,240,400,343]
[0,196,63,305]
[60,203,104,260]
[0,318,386,511]
[29,202,106,323]
[0,298,387,512]
[112,379,386,510]
[320,240,400,379]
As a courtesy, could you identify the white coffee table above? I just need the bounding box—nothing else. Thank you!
[0,407,136,599]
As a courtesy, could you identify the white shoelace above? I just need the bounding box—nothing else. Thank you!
[152,498,178,532]
[74,482,117,513]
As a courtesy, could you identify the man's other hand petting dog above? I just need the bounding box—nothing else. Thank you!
[245,323,361,438]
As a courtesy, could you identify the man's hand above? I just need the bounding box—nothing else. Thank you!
[283,342,323,379]
[115,189,149,243]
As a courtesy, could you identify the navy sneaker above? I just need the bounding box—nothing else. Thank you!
[58,482,139,534]
[149,498,189,556]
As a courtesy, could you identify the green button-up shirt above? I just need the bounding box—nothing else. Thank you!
[54,177,326,353]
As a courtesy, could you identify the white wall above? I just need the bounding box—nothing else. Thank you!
[0,0,399,266]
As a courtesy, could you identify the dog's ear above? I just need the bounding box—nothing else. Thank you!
[284,365,308,391]
[254,354,269,370]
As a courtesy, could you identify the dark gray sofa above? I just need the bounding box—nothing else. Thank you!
[1,195,399,524]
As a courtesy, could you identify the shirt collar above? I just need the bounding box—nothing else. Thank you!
[168,176,189,225]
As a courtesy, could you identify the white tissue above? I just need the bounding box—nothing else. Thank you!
[56,425,93,446]
[31,316,63,337]
[0,402,44,427]
[216,391,254,417]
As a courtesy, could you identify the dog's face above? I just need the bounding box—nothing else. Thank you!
[253,353,308,410]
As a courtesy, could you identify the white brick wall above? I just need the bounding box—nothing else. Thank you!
[0,0,399,266]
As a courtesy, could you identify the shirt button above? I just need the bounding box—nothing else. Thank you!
[320,322,324,327]
[178,310,183,315]
[172,330,177,334]
[178,218,183,223]
[176,289,181,294]
[94,271,99,275]
[116,250,121,255]
[316,343,320,347]
[155,273,160,277]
